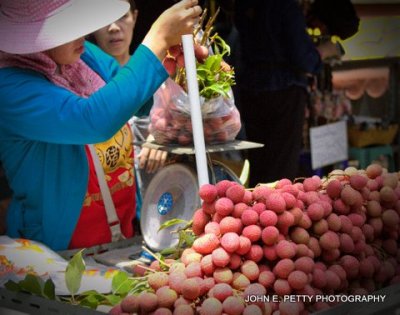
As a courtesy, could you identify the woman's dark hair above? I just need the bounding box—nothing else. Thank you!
[128,0,136,11]
[308,0,360,40]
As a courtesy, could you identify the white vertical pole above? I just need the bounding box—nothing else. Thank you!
[181,34,209,186]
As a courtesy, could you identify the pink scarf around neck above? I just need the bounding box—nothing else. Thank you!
[0,51,105,96]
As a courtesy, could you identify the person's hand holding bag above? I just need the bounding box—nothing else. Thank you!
[142,0,202,61]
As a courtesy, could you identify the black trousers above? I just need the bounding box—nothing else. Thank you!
[239,86,308,187]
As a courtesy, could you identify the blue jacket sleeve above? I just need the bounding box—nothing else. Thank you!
[0,44,167,144]
[281,0,323,75]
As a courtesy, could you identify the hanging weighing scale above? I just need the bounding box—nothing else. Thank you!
[139,140,263,252]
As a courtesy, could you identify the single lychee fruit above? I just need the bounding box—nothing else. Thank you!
[220,232,240,253]
[215,197,234,216]
[288,270,308,290]
[138,292,158,313]
[192,208,211,236]
[307,202,325,221]
[350,174,368,191]
[181,278,201,300]
[192,233,220,255]
[156,286,178,309]
[289,227,310,245]
[212,283,233,302]
[252,202,267,214]
[258,270,275,288]
[174,304,194,315]
[225,184,246,204]
[240,260,260,281]
[232,272,250,290]
[275,240,296,259]
[200,297,223,315]
[366,164,383,179]
[242,224,262,242]
[236,235,252,255]
[259,210,278,227]
[261,226,279,245]
[185,262,203,278]
[219,216,242,235]
[273,279,292,295]
[319,231,340,250]
[294,256,315,274]
[213,267,233,284]
[273,258,295,279]
[120,295,139,313]
[204,221,221,236]
[148,272,169,291]
[212,247,231,267]
[222,296,245,315]
[265,192,286,214]
[199,184,218,203]
[245,244,264,263]
[241,209,259,226]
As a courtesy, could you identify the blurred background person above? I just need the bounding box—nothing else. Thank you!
[233,0,353,187]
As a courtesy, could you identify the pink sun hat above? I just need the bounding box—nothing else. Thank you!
[0,0,130,54]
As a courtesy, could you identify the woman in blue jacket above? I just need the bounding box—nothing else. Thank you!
[0,0,201,251]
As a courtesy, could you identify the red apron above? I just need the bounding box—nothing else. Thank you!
[69,124,135,249]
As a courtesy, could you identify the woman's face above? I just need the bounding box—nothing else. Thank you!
[93,2,138,65]
[45,37,85,65]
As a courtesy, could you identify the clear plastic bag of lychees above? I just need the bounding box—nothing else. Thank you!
[149,78,241,146]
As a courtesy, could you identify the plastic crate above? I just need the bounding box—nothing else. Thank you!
[348,124,398,148]
[0,288,105,315]
[348,145,395,172]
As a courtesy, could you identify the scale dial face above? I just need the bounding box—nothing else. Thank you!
[140,163,200,252]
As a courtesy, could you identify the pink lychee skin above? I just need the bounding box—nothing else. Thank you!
[215,197,234,216]
[220,232,240,253]
[225,184,246,204]
[199,184,218,203]
[265,192,286,214]
[215,180,234,198]
[241,209,259,226]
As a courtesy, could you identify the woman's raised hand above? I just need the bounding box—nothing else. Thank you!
[142,0,202,61]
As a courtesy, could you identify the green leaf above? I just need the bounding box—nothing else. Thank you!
[78,294,103,309]
[105,294,122,306]
[111,271,134,295]
[213,35,231,56]
[160,247,177,256]
[43,278,56,300]
[180,231,195,247]
[203,55,222,72]
[129,282,149,295]
[65,249,86,297]
[4,280,21,292]
[76,290,101,296]
[20,274,43,296]
[111,271,128,293]
[158,218,189,232]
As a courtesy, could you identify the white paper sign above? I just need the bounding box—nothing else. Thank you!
[310,121,348,170]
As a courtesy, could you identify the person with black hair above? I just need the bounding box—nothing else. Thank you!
[306,0,360,41]
[234,0,345,186]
